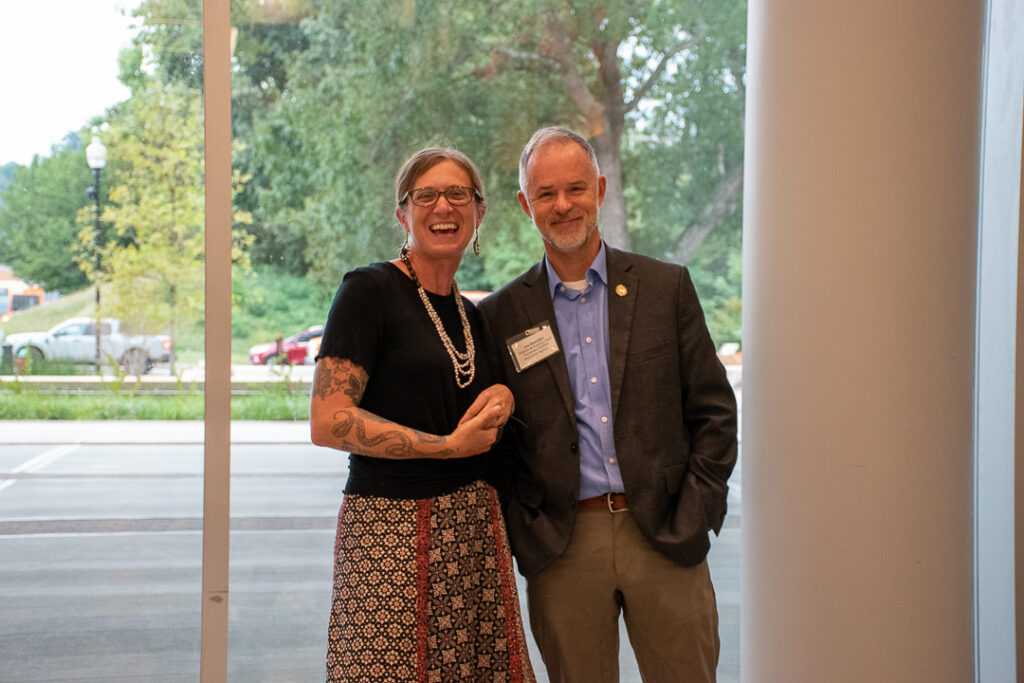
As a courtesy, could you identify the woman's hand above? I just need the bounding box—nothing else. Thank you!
[458,384,515,429]
[448,405,504,458]
[447,384,516,457]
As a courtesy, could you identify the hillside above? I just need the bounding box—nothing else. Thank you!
[1,287,95,335]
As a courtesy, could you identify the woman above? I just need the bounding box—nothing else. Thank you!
[310,147,535,682]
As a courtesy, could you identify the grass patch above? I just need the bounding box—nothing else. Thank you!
[232,392,309,421]
[5,359,93,376]
[0,383,310,421]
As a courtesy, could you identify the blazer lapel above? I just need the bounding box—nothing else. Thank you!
[519,261,578,425]
[606,247,638,421]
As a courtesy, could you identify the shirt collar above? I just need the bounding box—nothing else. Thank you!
[544,241,609,300]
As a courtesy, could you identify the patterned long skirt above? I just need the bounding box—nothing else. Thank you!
[326,479,536,682]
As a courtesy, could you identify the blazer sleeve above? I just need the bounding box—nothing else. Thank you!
[676,267,738,534]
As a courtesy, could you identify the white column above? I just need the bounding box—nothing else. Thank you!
[742,2,986,681]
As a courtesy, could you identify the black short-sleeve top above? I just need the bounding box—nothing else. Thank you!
[316,261,495,499]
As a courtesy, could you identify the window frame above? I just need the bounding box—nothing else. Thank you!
[200,0,233,680]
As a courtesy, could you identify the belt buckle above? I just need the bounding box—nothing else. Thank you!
[606,492,629,514]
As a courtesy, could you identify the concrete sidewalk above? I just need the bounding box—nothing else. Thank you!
[0,419,310,444]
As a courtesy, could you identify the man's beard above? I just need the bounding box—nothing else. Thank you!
[542,216,599,254]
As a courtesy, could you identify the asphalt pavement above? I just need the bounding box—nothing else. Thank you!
[0,416,740,683]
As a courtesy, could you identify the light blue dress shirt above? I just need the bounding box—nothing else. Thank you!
[544,242,624,499]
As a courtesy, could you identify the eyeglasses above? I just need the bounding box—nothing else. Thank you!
[402,185,479,207]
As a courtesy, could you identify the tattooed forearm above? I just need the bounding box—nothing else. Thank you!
[330,410,412,451]
[313,358,368,402]
[312,358,457,459]
[331,409,455,459]
[415,433,448,444]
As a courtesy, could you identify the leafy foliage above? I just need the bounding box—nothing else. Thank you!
[78,78,252,347]
[231,264,332,354]
[0,163,18,196]
[0,135,94,292]
[245,0,745,310]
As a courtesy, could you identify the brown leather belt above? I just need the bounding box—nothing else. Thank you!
[578,492,629,513]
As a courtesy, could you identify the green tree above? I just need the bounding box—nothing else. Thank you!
[0,162,18,196]
[249,0,567,288]
[474,0,745,258]
[126,0,745,339]
[79,79,252,350]
[247,0,744,291]
[0,134,94,292]
[126,0,314,274]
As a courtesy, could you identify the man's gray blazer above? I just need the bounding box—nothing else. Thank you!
[478,245,737,578]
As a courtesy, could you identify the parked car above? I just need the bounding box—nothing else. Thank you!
[304,334,322,365]
[3,317,174,375]
[248,325,324,365]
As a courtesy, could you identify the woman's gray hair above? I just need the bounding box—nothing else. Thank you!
[517,126,600,193]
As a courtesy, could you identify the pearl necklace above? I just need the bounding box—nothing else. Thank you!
[399,248,476,388]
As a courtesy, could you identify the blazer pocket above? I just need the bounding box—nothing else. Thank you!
[516,472,544,510]
[663,463,688,495]
[631,339,676,365]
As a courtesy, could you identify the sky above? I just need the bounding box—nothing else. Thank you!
[0,0,143,166]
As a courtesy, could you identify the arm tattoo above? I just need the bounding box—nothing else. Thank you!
[331,409,455,459]
[313,358,368,402]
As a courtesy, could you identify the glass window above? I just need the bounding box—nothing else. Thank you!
[1,1,745,680]
[58,323,90,336]
[226,1,744,681]
[0,0,205,679]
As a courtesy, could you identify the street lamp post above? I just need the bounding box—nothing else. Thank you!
[86,133,107,370]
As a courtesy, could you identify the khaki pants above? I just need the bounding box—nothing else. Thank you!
[526,507,719,682]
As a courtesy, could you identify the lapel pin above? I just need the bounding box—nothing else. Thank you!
[615,284,628,297]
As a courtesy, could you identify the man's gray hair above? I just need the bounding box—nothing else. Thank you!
[518,126,601,193]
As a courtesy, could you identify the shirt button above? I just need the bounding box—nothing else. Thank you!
[601,416,608,423]
[590,377,597,383]
[586,337,592,343]
[609,458,616,464]
[560,285,566,292]
[581,296,586,303]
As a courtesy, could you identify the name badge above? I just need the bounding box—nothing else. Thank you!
[506,321,560,372]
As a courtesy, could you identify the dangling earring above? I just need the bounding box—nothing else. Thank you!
[472,228,480,257]
[400,236,409,260]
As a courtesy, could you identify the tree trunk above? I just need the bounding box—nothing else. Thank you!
[494,9,733,258]
[538,11,631,251]
[591,129,630,250]
[591,34,630,251]
[669,162,744,265]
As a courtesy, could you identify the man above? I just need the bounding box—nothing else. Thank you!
[478,127,737,682]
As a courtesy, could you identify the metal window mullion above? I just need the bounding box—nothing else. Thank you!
[200,0,232,680]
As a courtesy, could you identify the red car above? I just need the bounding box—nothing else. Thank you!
[248,325,324,365]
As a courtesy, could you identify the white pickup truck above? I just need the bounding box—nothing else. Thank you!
[4,317,174,375]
